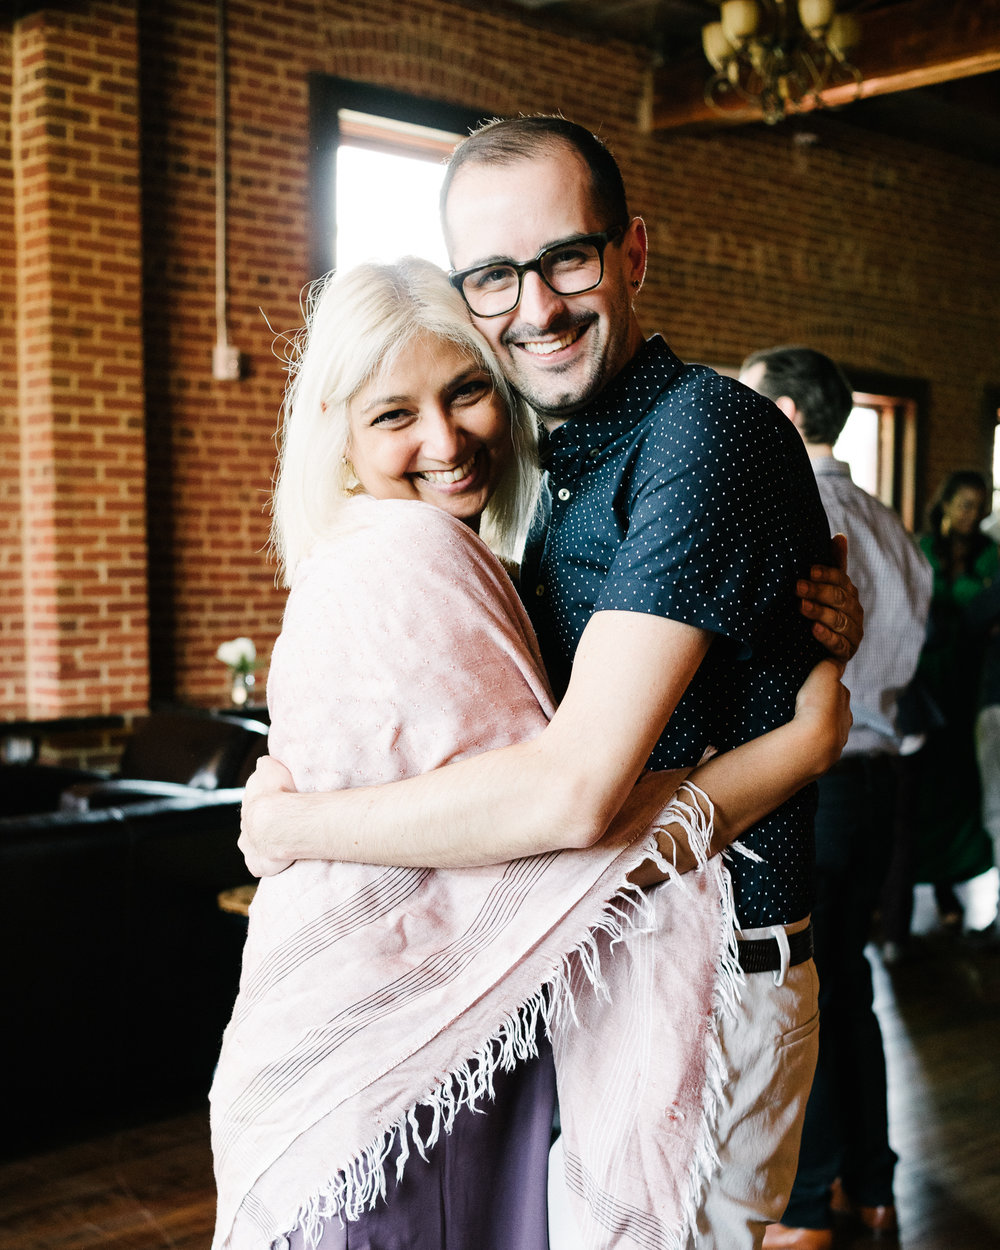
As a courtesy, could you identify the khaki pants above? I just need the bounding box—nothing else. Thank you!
[692,954,820,1249]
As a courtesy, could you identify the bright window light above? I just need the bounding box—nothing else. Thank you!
[335,143,451,272]
[993,419,1000,513]
[835,405,879,496]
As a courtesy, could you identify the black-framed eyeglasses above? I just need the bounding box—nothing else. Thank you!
[449,226,626,318]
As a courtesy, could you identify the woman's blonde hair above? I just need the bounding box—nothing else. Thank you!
[271,257,540,585]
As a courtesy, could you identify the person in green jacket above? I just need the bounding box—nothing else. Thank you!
[916,470,999,927]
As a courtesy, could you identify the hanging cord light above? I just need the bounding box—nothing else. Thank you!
[702,0,862,124]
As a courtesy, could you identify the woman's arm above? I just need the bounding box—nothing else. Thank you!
[242,610,850,872]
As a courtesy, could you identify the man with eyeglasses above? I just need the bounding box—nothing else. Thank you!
[442,119,845,1250]
[243,116,863,1248]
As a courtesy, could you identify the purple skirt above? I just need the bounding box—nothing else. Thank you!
[282,1037,556,1250]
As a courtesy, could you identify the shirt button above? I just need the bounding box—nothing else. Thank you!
[557,488,571,501]
[588,448,600,459]
[535,584,545,597]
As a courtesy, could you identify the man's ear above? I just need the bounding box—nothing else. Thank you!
[624,216,648,289]
[773,395,801,427]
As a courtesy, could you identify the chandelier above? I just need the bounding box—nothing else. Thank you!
[701,0,862,125]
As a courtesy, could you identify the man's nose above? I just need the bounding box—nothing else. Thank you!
[516,269,567,329]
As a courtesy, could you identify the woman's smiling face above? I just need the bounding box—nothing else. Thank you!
[346,333,513,530]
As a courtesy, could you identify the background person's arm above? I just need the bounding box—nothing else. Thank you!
[241,611,848,871]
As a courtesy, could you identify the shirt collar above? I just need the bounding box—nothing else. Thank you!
[811,455,853,481]
[543,335,684,456]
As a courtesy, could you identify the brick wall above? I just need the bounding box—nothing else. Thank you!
[634,121,1000,492]
[135,0,657,711]
[5,0,147,728]
[138,0,1000,709]
[0,24,25,714]
[3,0,999,728]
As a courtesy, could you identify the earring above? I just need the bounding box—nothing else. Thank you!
[342,454,361,494]
[632,279,641,291]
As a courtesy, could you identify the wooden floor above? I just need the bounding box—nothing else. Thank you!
[0,1112,216,1249]
[3,909,999,1249]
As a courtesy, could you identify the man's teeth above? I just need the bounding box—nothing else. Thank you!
[520,328,582,356]
[419,455,477,484]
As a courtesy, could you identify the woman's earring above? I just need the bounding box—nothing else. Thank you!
[342,454,361,494]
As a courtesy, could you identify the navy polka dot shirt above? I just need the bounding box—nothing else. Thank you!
[521,336,831,926]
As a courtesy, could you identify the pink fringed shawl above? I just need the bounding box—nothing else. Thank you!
[210,497,740,1250]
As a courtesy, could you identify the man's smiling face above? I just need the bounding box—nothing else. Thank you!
[443,142,646,428]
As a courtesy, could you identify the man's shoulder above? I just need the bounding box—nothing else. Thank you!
[646,358,757,414]
[637,362,793,457]
[815,471,930,602]
[634,363,818,506]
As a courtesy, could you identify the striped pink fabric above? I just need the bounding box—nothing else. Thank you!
[210,498,739,1250]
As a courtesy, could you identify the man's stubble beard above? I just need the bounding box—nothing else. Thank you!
[498,314,609,421]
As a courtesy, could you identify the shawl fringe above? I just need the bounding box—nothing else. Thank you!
[284,782,740,1250]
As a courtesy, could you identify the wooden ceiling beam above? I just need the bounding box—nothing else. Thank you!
[650,0,1000,130]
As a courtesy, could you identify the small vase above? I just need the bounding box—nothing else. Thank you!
[230,669,254,708]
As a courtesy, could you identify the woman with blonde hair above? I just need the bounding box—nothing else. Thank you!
[211,257,850,1250]
[271,257,540,583]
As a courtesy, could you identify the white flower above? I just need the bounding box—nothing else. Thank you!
[216,636,257,671]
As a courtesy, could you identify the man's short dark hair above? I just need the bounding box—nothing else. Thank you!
[440,114,630,240]
[741,345,854,446]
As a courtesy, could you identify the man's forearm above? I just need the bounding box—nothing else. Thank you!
[626,658,850,884]
[242,612,711,871]
[693,716,840,855]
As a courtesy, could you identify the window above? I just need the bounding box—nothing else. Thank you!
[989,392,1000,514]
[834,405,880,496]
[836,390,920,531]
[309,78,486,279]
[713,361,925,530]
[334,112,457,271]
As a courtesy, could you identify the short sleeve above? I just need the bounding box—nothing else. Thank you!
[595,371,825,658]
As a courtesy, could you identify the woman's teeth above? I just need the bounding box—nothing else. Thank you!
[419,454,477,485]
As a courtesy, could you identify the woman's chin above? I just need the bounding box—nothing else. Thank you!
[357,472,493,529]
[412,468,493,526]
[424,492,486,529]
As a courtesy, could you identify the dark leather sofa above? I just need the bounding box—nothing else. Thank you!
[1,721,263,1158]
[60,708,269,810]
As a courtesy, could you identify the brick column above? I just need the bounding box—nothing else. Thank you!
[12,1,148,717]
[0,23,26,714]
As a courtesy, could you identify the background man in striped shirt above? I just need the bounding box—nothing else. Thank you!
[741,345,932,1250]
